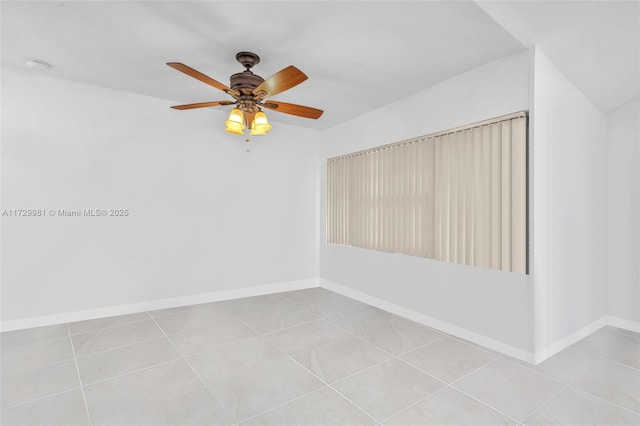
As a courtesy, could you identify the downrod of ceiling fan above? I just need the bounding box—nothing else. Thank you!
[235,51,260,70]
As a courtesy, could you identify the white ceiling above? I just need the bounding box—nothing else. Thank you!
[477,0,640,114]
[2,1,638,130]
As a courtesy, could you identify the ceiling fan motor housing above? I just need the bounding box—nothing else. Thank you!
[230,71,264,95]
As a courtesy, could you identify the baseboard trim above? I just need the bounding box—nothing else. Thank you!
[532,316,640,363]
[605,316,640,333]
[0,278,320,332]
[319,278,537,363]
[533,317,607,364]
[5,277,636,365]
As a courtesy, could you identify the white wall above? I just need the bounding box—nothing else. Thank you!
[606,99,640,323]
[319,51,534,353]
[532,48,608,351]
[1,67,319,322]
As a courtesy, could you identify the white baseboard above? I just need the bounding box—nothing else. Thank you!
[319,279,537,363]
[0,278,320,332]
[320,279,640,365]
[533,317,607,364]
[5,276,636,366]
[605,316,640,333]
[531,316,640,363]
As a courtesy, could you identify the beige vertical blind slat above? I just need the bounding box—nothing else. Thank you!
[426,139,436,259]
[490,122,502,270]
[501,120,512,271]
[327,112,527,274]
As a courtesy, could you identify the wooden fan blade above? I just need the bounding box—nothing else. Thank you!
[253,66,307,98]
[262,100,323,119]
[167,62,239,97]
[170,100,235,110]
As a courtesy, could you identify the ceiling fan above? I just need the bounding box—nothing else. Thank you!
[167,51,323,135]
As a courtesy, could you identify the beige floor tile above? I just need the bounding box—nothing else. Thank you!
[453,358,564,421]
[68,313,150,335]
[1,360,80,408]
[298,293,367,318]
[402,336,497,383]
[0,324,69,350]
[0,389,90,426]
[1,336,73,377]
[328,306,444,355]
[95,388,233,426]
[240,386,375,426]
[71,320,163,356]
[293,336,391,383]
[264,319,351,357]
[83,360,202,422]
[276,288,335,305]
[231,296,317,334]
[384,387,516,425]
[524,387,640,425]
[167,320,256,356]
[571,327,640,369]
[210,356,324,422]
[332,359,445,421]
[153,306,239,336]
[571,358,640,414]
[2,293,638,424]
[77,337,179,384]
[504,346,598,384]
[188,337,285,384]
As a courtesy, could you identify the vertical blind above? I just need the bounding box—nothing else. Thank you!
[327,112,527,274]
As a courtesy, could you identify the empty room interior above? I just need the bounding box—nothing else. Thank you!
[1,1,639,425]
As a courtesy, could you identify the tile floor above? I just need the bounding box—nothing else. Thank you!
[1,288,639,425]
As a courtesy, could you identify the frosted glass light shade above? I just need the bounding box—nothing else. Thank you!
[225,108,244,134]
[250,111,272,136]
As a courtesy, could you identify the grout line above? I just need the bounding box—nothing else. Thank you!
[145,312,237,424]
[67,324,94,425]
[446,333,503,358]
[519,382,571,422]
[144,300,242,321]
[237,385,332,424]
[444,356,567,423]
[250,331,381,425]
[244,306,459,424]
[497,354,570,386]
[318,310,447,360]
[444,355,501,387]
[448,384,525,424]
[301,309,398,358]
[0,333,72,352]
[145,305,201,319]
[164,334,260,361]
[598,355,640,371]
[0,357,77,379]
[569,385,640,417]
[376,385,450,424]
[74,335,170,360]
[520,343,628,422]
[0,387,83,412]
[79,358,181,387]
[250,317,319,338]
[271,291,451,362]
[395,355,523,424]
[68,316,153,337]
[304,301,375,320]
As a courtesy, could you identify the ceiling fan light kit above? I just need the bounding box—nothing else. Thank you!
[167,51,323,137]
[224,108,245,135]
